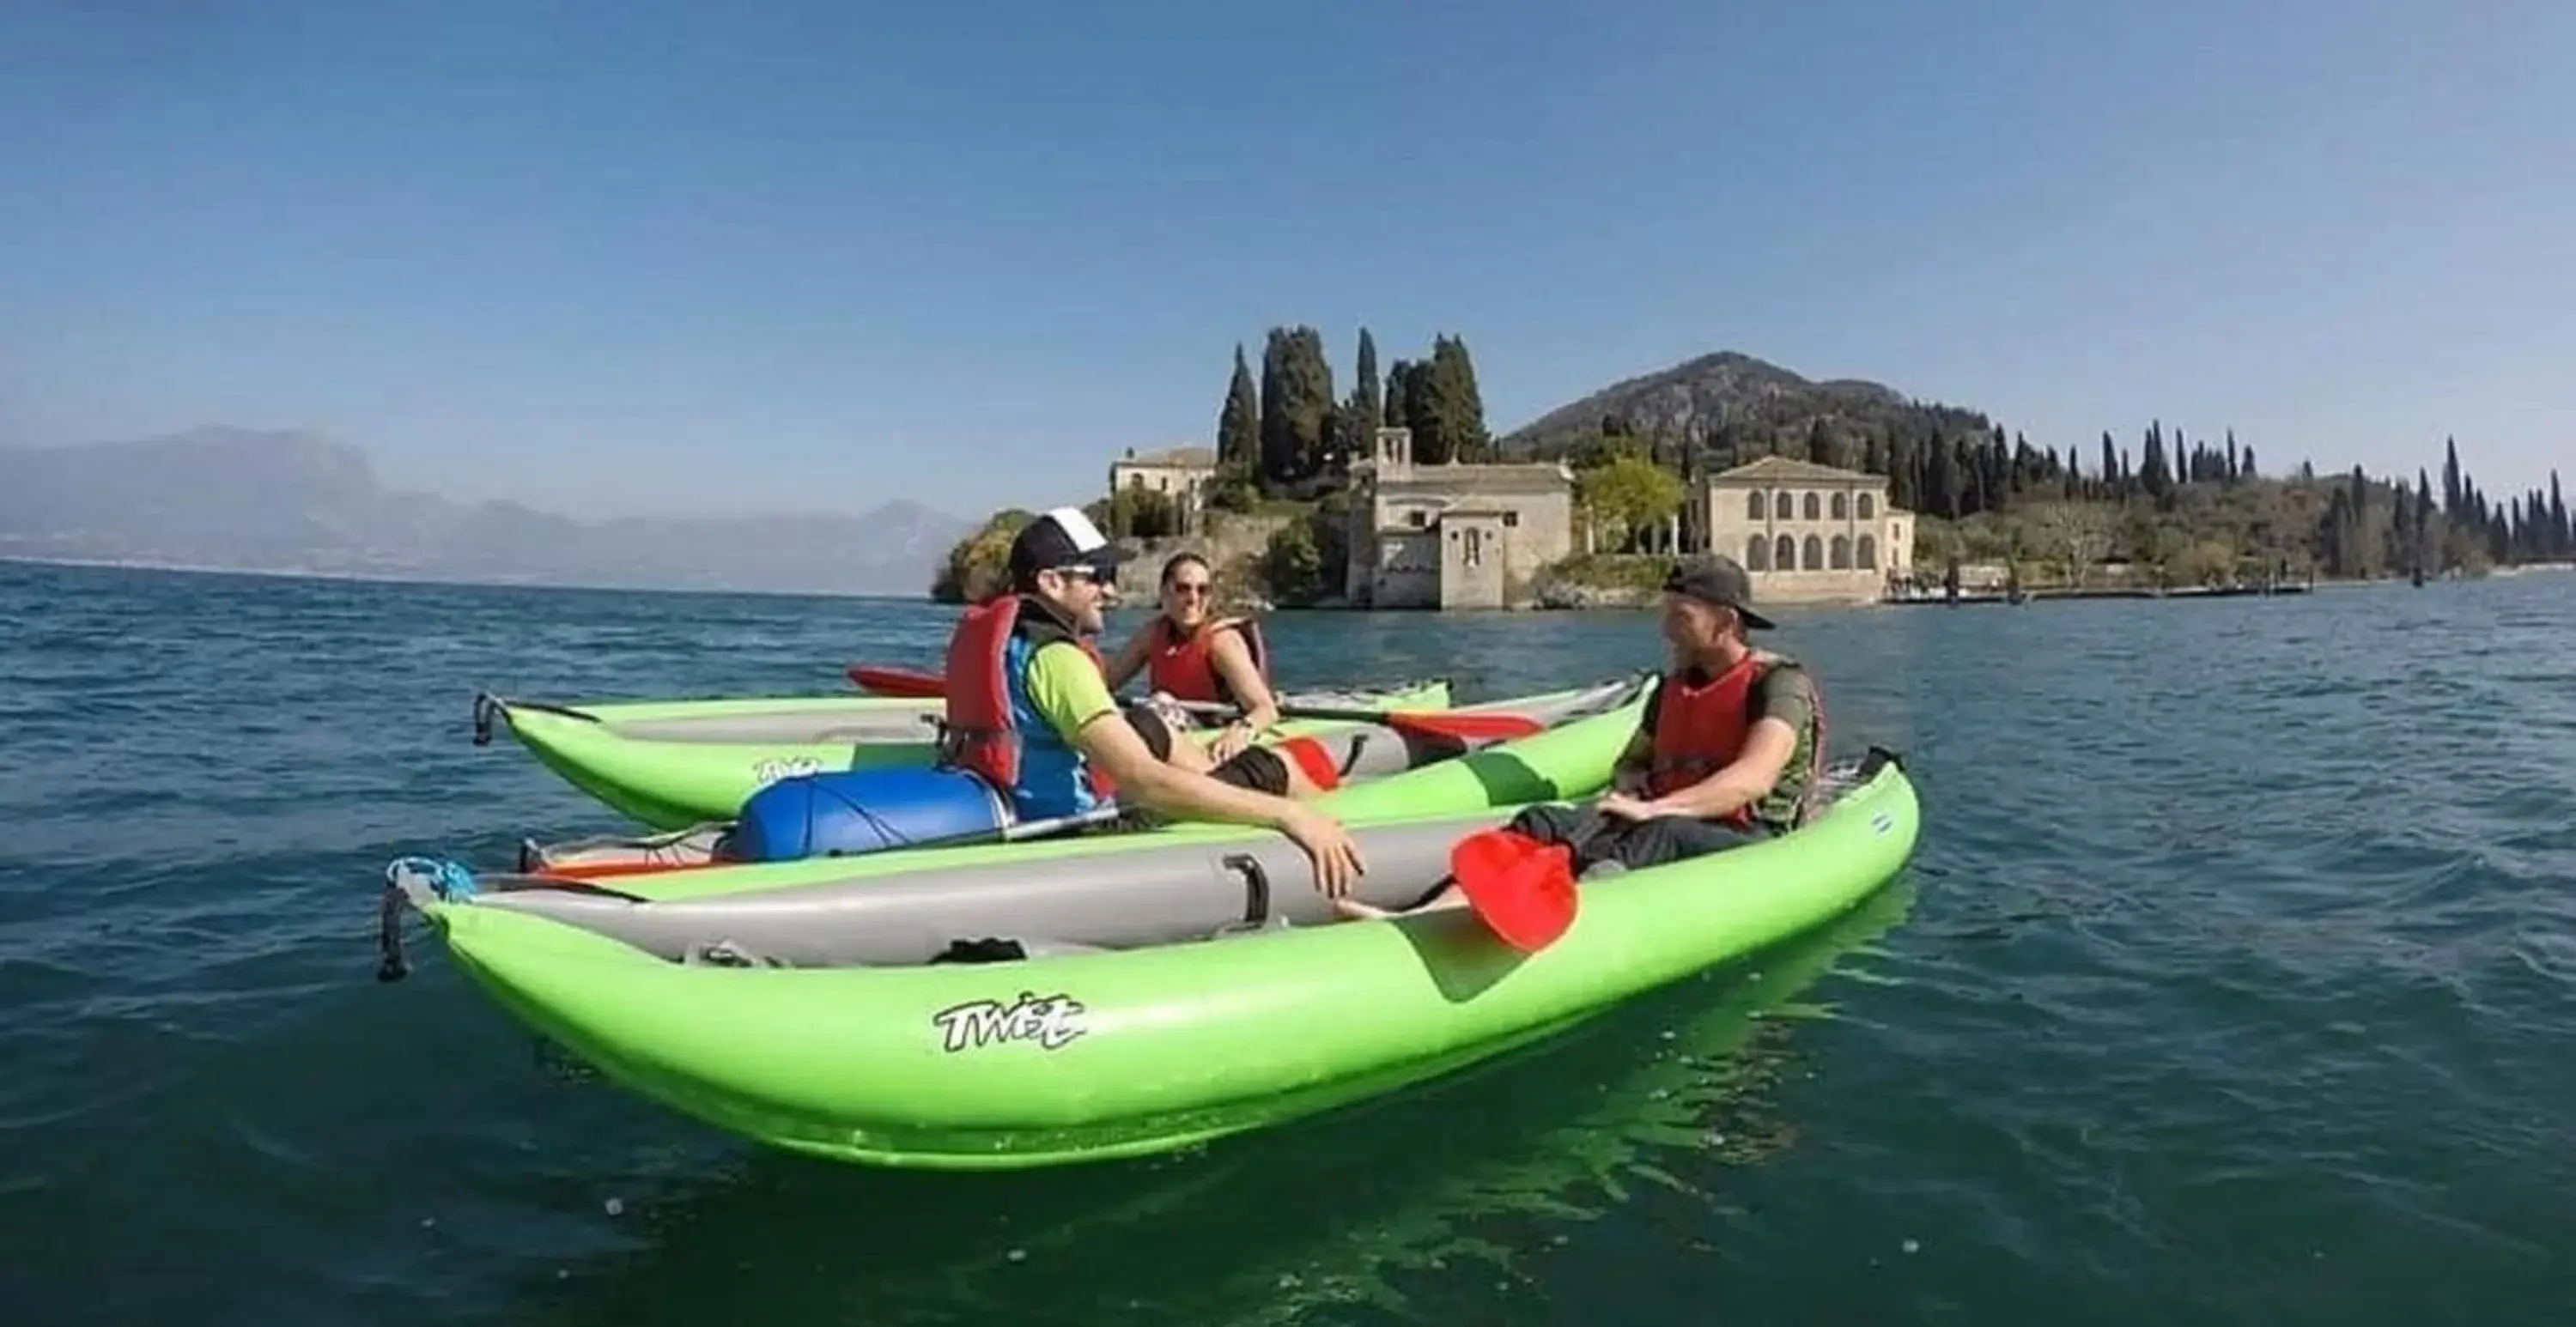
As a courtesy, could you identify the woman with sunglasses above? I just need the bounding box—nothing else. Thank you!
[1103,551,1280,765]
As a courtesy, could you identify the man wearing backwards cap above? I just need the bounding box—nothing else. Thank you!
[1339,553,1821,919]
[972,507,1364,896]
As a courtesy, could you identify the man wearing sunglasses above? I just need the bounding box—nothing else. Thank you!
[939,508,1365,897]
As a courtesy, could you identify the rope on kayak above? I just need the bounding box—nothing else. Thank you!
[375,857,479,983]
[470,693,602,748]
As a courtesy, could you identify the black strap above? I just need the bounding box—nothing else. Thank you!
[1220,853,1271,926]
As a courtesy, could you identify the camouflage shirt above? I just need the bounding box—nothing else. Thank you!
[1631,652,1821,835]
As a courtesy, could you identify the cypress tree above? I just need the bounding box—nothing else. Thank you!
[1455,336,1491,459]
[1353,327,1380,427]
[1421,334,1491,464]
[1258,332,1290,482]
[1400,356,1446,464]
[2393,472,2416,573]
[1256,325,1333,486]
[1927,430,1962,518]
[2552,471,2568,557]
[1295,327,1334,477]
[2415,469,2437,573]
[1959,435,1988,516]
[2141,421,2174,506]
[2322,488,2355,577]
[2443,436,2464,517]
[1322,328,1382,470]
[1217,344,1260,476]
[1981,427,2010,508]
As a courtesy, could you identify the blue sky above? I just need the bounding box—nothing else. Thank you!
[3,0,2568,519]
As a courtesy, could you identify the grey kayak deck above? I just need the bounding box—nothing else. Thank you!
[400,756,1886,973]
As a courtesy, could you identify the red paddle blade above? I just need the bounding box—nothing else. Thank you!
[1449,828,1577,952]
[848,664,945,698]
[1384,711,1546,742]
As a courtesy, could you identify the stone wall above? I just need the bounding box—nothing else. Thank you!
[1365,529,1441,609]
[1113,512,1293,607]
[1738,567,1886,605]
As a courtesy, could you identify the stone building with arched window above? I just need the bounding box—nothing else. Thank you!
[1342,427,1577,609]
[1698,455,1915,605]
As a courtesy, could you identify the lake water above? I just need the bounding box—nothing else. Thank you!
[3,559,2573,1325]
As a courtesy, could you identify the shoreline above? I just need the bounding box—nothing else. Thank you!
[13,552,2557,615]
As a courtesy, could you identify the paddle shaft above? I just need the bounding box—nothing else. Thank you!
[1164,698,1397,725]
[1163,697,1542,742]
[854,664,1540,737]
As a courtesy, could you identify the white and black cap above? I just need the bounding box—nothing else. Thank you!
[1007,506,1132,587]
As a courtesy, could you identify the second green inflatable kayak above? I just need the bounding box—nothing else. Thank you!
[472,676,1452,830]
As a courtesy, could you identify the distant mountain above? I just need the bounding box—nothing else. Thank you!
[0,427,971,597]
[1498,350,1997,466]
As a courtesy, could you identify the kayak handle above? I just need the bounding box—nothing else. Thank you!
[1220,853,1271,929]
[471,692,600,747]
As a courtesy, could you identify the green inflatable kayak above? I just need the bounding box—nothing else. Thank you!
[505,678,1642,880]
[383,698,1920,1171]
[471,676,1452,831]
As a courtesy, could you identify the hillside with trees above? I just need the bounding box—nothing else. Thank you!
[1499,350,1994,475]
[1504,350,2567,589]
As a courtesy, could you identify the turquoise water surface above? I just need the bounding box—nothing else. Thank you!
[3,560,2572,1325]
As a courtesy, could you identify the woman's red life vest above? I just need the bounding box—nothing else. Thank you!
[1145,615,1267,706]
[937,593,1116,803]
[1643,650,1825,830]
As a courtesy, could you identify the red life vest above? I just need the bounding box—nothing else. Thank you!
[938,593,1116,803]
[1643,650,1826,830]
[1145,615,1267,705]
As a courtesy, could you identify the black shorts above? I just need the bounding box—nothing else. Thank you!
[1111,702,1292,823]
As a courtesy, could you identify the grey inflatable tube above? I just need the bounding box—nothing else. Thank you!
[459,812,1525,968]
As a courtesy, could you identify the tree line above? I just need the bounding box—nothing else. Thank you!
[1212,326,1495,501]
[2318,439,2572,579]
[1572,407,2567,582]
